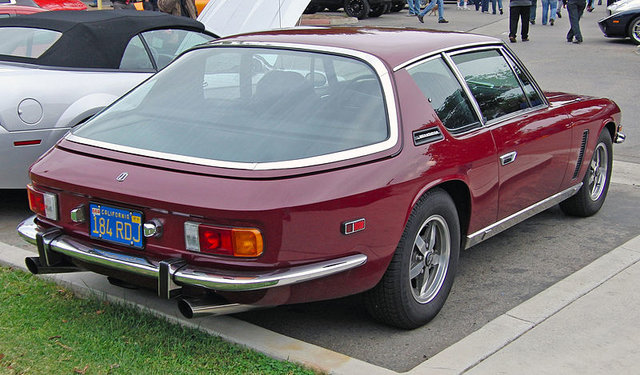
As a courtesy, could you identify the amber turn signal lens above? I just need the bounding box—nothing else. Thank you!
[184,222,263,257]
[232,229,263,257]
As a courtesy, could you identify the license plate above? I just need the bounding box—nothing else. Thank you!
[89,203,143,249]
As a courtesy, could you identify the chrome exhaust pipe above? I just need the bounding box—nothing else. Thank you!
[177,297,257,319]
[25,256,81,275]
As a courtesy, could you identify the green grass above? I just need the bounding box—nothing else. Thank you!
[0,266,318,375]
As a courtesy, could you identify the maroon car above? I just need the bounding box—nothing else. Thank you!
[18,28,625,329]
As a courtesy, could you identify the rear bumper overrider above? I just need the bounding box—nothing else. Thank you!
[17,215,367,300]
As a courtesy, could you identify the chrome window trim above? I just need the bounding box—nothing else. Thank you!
[393,41,500,72]
[68,42,399,171]
[445,46,549,127]
[404,53,484,135]
[498,46,549,108]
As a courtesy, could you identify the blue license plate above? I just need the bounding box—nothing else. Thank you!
[89,203,143,249]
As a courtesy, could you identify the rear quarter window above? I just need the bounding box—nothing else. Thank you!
[0,27,62,58]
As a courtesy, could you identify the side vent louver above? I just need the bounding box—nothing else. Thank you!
[413,127,444,146]
[572,130,589,179]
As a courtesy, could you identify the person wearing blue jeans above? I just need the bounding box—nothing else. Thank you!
[417,0,449,23]
[564,0,586,43]
[407,0,421,15]
[530,0,537,23]
[541,0,557,24]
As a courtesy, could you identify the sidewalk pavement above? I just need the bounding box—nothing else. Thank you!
[1,161,638,374]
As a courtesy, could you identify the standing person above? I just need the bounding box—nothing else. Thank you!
[564,0,586,43]
[417,0,449,23]
[158,0,197,18]
[509,0,532,42]
[530,0,537,23]
[541,0,557,24]
[407,0,421,15]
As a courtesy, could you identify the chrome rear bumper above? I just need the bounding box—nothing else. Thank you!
[17,216,367,299]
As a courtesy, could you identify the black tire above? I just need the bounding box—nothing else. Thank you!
[390,1,405,12]
[303,4,319,14]
[364,189,461,329]
[628,16,640,45]
[369,4,386,17]
[560,130,613,217]
[344,0,370,19]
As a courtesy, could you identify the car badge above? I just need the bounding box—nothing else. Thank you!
[116,172,129,182]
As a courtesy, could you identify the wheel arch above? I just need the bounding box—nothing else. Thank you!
[409,179,471,250]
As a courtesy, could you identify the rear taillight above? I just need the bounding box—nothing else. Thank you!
[27,184,58,220]
[184,222,263,258]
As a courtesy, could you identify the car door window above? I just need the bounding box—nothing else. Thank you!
[407,57,480,133]
[139,29,214,70]
[120,35,153,71]
[451,49,529,122]
[504,53,544,107]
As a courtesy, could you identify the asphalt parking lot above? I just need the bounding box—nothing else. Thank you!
[1,4,638,373]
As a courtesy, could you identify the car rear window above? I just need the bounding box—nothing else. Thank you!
[72,47,391,169]
[0,27,61,58]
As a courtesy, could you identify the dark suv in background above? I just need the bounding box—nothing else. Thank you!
[304,0,405,19]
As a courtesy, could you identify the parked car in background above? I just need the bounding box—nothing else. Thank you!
[599,0,640,43]
[0,1,309,189]
[0,10,216,189]
[0,3,45,16]
[18,27,625,329]
[605,0,640,14]
[0,0,86,11]
[305,0,404,19]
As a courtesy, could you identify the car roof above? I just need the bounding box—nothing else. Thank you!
[0,10,212,68]
[216,27,502,70]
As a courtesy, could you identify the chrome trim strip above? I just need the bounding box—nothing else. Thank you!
[393,41,501,72]
[465,184,582,249]
[17,216,368,293]
[67,43,399,171]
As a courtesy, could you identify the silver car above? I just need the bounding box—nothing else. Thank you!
[0,10,218,188]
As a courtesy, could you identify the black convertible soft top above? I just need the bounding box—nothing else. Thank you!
[0,10,215,68]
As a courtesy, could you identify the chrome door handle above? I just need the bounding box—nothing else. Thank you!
[500,151,517,166]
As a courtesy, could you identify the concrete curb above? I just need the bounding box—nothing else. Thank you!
[411,235,640,374]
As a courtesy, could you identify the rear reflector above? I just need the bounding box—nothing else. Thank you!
[14,140,42,146]
[184,222,263,257]
[342,218,366,235]
[27,184,58,220]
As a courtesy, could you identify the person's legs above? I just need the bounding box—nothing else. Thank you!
[549,0,557,23]
[541,0,548,24]
[521,6,531,38]
[530,0,537,22]
[509,6,519,39]
[567,2,578,41]
[573,1,586,41]
[481,0,489,12]
[407,0,419,14]
[498,0,503,13]
[418,0,436,20]
[437,0,448,20]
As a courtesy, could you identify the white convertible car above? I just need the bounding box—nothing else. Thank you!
[0,0,309,188]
